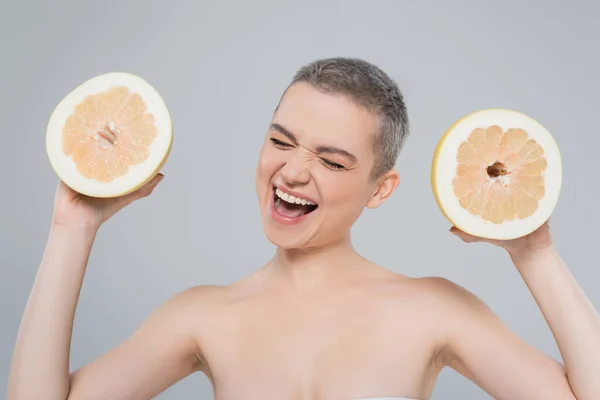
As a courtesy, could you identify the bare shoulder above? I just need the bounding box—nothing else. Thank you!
[164,276,269,320]
[366,267,485,310]
[171,284,231,304]
[406,276,496,326]
[367,272,495,338]
[413,276,488,308]
[137,284,237,345]
[162,283,242,317]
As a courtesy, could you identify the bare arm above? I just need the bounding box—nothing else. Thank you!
[66,281,206,400]
[7,224,96,399]
[511,246,600,399]
[7,176,208,400]
[436,276,578,400]
[439,225,600,399]
[440,223,600,400]
[7,225,204,400]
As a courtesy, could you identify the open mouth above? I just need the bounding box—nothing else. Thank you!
[272,186,318,219]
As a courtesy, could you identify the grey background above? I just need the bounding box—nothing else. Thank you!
[1,0,599,398]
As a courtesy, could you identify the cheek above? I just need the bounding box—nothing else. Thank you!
[257,146,282,178]
[318,175,352,203]
[318,174,370,208]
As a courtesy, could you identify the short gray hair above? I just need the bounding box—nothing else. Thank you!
[288,57,409,180]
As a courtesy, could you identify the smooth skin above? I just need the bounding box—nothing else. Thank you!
[7,82,600,400]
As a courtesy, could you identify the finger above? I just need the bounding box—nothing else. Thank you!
[133,173,165,199]
[449,226,479,243]
[449,226,469,239]
[114,173,165,208]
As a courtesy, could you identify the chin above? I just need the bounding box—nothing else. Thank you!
[260,215,324,251]
[265,233,313,251]
[261,217,319,250]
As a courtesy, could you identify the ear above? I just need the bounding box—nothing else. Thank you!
[366,169,400,209]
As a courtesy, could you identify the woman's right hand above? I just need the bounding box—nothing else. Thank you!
[51,173,165,231]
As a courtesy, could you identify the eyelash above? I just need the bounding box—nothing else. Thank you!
[269,138,345,171]
[321,159,345,170]
[270,138,292,148]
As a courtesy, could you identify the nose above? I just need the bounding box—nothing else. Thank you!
[280,150,311,186]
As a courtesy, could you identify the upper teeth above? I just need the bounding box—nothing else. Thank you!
[275,188,316,206]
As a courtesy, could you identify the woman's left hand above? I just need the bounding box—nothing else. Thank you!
[449,220,554,259]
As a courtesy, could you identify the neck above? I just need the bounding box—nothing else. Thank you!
[270,234,365,291]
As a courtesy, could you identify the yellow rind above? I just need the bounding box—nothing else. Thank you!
[46,72,173,198]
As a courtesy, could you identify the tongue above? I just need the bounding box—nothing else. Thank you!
[276,199,312,218]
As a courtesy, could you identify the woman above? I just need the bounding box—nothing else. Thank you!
[7,58,600,400]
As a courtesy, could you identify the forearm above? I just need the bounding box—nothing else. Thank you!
[7,224,97,400]
[511,246,600,400]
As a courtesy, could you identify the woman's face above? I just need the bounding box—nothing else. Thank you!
[255,82,399,250]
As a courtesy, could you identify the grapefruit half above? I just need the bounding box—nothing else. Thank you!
[431,109,562,240]
[46,72,173,198]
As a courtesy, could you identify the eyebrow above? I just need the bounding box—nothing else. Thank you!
[270,123,358,163]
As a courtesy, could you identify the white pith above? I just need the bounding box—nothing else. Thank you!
[275,187,316,206]
[432,109,562,240]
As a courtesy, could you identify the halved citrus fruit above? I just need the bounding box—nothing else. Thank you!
[431,109,562,240]
[46,72,173,198]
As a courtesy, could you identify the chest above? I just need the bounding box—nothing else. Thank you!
[199,295,441,399]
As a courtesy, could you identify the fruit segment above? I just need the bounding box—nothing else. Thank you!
[452,125,547,224]
[62,86,157,183]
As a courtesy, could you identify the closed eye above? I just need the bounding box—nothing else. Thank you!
[270,137,345,170]
[321,159,345,170]
[269,138,293,148]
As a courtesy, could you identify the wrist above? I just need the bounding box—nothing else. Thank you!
[507,244,557,265]
[39,222,98,275]
[49,221,99,240]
